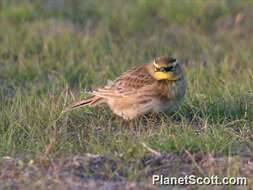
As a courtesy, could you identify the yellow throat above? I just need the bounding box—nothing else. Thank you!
[146,64,180,81]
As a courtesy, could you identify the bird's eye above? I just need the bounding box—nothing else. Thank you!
[160,67,166,72]
[155,66,174,72]
[163,66,174,72]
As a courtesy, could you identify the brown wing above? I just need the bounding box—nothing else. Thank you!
[91,65,156,99]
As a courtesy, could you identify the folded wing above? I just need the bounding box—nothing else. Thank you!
[91,65,156,99]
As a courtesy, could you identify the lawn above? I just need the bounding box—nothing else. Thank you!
[0,0,253,189]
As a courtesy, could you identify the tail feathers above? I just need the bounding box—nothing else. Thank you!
[65,96,103,112]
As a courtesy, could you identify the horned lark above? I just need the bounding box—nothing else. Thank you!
[69,56,186,120]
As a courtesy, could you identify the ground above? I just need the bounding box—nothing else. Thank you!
[0,0,253,189]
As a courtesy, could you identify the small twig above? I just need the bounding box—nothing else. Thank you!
[85,153,101,159]
[142,143,161,157]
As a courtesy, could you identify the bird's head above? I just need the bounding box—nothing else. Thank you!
[152,56,183,81]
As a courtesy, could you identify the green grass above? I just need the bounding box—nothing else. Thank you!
[0,0,253,189]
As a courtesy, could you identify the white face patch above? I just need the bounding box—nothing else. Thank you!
[153,60,159,68]
[172,59,178,66]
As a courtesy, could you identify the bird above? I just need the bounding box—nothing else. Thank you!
[68,55,186,120]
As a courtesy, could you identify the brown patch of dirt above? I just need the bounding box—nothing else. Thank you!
[1,152,252,189]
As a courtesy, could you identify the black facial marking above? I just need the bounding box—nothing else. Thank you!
[164,66,174,72]
[168,58,176,63]
[156,66,174,72]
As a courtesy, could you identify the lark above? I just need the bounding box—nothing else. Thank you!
[69,56,186,120]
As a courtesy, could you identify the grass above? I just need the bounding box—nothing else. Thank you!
[0,0,253,189]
